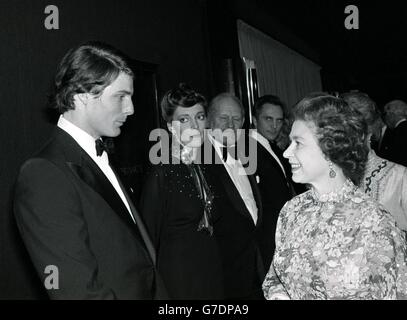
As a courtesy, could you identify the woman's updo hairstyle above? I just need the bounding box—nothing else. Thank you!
[292,93,369,185]
[160,83,207,123]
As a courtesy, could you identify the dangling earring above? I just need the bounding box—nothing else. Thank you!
[329,161,336,178]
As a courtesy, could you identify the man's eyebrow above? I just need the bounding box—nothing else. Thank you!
[289,135,304,141]
[116,90,133,95]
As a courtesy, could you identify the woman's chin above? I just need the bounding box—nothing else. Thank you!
[292,172,305,184]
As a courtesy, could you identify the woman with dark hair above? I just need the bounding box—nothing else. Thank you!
[263,94,407,300]
[139,83,224,299]
[341,91,407,232]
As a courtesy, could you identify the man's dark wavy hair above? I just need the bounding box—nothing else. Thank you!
[292,94,369,186]
[50,41,133,114]
[253,94,286,118]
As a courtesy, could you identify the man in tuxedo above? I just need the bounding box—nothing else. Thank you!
[13,42,165,299]
[204,93,264,299]
[381,100,407,166]
[250,95,295,273]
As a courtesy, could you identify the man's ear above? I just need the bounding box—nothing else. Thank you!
[252,117,257,128]
[73,93,89,108]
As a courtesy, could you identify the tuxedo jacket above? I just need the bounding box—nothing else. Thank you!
[378,126,393,160]
[380,121,407,167]
[251,138,294,272]
[13,128,166,299]
[200,141,264,300]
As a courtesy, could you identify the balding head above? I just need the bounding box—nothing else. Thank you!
[207,93,245,145]
[340,91,380,134]
[384,100,407,128]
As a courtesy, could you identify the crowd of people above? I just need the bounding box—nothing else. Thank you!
[13,41,407,300]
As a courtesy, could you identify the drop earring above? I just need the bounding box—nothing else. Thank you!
[329,161,336,178]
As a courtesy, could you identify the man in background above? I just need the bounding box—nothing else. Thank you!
[204,93,264,299]
[381,100,407,166]
[250,94,295,272]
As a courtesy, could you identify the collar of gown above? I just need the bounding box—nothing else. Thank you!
[310,179,357,203]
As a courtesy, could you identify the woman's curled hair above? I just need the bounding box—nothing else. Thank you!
[292,94,369,186]
[160,83,207,123]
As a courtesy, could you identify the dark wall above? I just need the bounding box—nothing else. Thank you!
[0,0,212,299]
[205,0,320,97]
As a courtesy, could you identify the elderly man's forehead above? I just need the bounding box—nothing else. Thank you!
[215,98,243,115]
[386,101,405,113]
[216,96,239,107]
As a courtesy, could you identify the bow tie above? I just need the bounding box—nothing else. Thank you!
[222,145,237,162]
[95,138,114,156]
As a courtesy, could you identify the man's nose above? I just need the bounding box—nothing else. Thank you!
[124,100,134,115]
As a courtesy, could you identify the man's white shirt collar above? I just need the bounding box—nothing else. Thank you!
[57,115,134,221]
[57,115,109,164]
[208,133,258,224]
[250,130,286,176]
[395,118,407,128]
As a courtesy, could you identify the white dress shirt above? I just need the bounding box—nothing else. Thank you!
[209,135,258,225]
[250,130,286,177]
[57,115,135,223]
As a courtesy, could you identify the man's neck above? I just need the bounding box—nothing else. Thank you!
[63,112,99,139]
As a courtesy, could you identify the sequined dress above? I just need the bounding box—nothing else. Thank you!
[262,180,407,300]
[139,162,224,299]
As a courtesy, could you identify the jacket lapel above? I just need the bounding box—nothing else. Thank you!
[209,143,257,224]
[259,142,288,183]
[54,128,156,263]
[109,165,157,265]
[247,172,263,227]
[66,157,136,231]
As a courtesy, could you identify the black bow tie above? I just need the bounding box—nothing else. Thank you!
[95,138,114,156]
[222,145,237,162]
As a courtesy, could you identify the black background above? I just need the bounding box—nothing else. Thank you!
[1,0,406,299]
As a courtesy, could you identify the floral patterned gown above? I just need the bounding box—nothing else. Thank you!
[262,179,407,300]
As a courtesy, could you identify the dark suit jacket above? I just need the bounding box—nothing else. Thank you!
[13,127,166,299]
[380,121,407,167]
[201,139,264,300]
[378,126,393,159]
[251,137,294,273]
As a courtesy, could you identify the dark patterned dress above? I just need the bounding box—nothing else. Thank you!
[140,162,224,299]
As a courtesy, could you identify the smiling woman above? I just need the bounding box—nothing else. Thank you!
[263,94,407,300]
